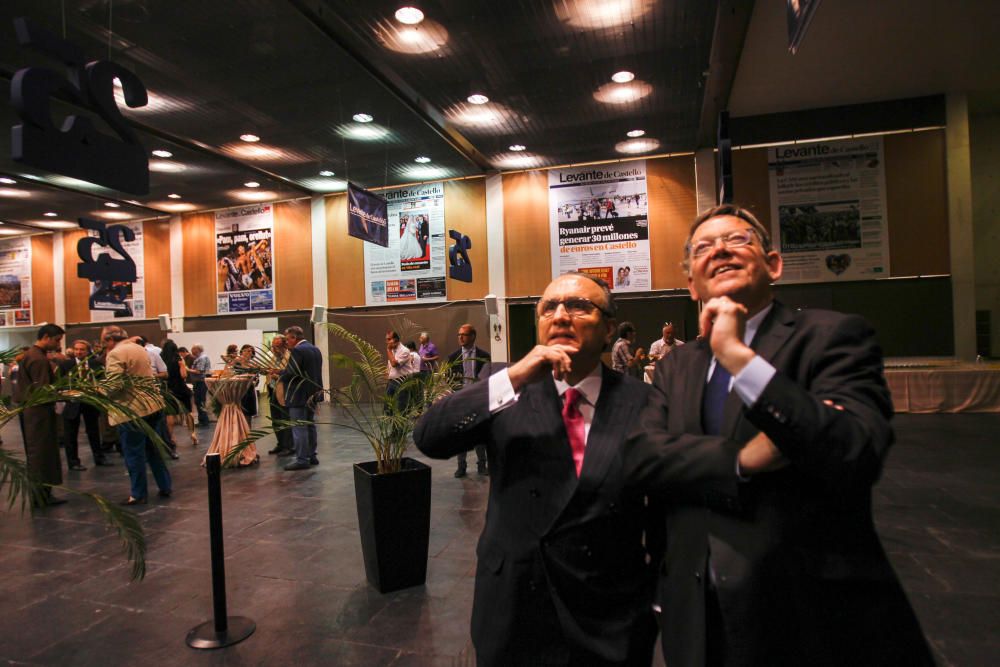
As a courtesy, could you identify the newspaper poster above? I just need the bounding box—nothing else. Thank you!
[364,182,447,305]
[548,160,650,292]
[89,220,146,321]
[0,236,31,326]
[216,204,275,313]
[768,137,889,283]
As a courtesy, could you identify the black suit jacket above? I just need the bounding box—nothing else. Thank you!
[415,366,660,665]
[446,346,490,386]
[57,356,103,421]
[279,340,324,408]
[624,301,932,667]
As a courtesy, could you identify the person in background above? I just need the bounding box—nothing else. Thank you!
[189,344,212,426]
[611,321,645,379]
[385,331,415,413]
[266,335,294,456]
[232,344,259,425]
[16,325,67,507]
[103,326,171,506]
[222,344,239,368]
[447,324,491,478]
[58,339,113,469]
[161,339,198,447]
[417,332,439,376]
[279,326,324,471]
[647,322,685,362]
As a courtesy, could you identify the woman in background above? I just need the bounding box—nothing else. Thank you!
[161,339,198,446]
[231,344,259,425]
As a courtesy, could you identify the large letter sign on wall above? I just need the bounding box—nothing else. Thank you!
[448,230,472,283]
[78,217,139,315]
[9,17,150,194]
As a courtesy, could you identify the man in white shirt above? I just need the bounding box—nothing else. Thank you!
[385,330,415,413]
[647,322,684,362]
[414,273,662,665]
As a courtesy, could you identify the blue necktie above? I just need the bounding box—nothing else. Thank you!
[702,362,732,436]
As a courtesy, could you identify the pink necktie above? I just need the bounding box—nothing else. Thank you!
[562,388,586,477]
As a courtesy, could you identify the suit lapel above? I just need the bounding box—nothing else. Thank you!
[686,339,713,434]
[577,366,622,489]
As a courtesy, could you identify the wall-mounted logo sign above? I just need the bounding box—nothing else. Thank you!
[78,217,137,314]
[448,229,472,283]
[9,17,150,194]
[347,182,389,247]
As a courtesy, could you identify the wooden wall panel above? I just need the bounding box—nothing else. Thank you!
[62,229,91,324]
[143,219,172,319]
[181,211,217,316]
[502,170,550,297]
[444,179,489,301]
[732,132,949,279]
[648,155,698,290]
[30,235,54,325]
[884,130,949,276]
[325,193,363,308]
[274,199,313,310]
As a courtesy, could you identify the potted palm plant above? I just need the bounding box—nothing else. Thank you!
[326,322,454,593]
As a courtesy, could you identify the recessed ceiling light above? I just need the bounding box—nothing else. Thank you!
[378,20,448,54]
[353,113,374,123]
[0,177,15,184]
[167,193,182,199]
[337,123,390,141]
[35,220,76,229]
[319,170,336,177]
[626,129,645,137]
[240,134,260,143]
[593,80,653,105]
[244,181,260,188]
[44,211,58,217]
[509,144,526,151]
[98,211,130,220]
[612,71,635,83]
[414,156,431,163]
[232,189,278,202]
[149,159,187,173]
[615,137,661,154]
[151,149,173,158]
[104,202,121,208]
[395,6,425,24]
[467,94,489,105]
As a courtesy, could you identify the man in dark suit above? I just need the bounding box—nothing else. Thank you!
[625,204,932,666]
[418,215,429,256]
[279,326,324,471]
[15,324,67,506]
[416,274,661,666]
[58,340,113,469]
[446,323,491,477]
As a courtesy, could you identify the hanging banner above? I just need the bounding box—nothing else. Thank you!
[215,204,275,313]
[364,182,447,305]
[88,220,145,321]
[768,137,889,283]
[0,237,32,327]
[548,160,650,292]
[347,182,389,247]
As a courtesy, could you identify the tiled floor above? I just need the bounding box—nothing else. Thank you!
[1,410,997,666]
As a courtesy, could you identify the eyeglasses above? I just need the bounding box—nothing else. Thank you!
[537,297,610,319]
[457,332,473,337]
[688,228,758,259]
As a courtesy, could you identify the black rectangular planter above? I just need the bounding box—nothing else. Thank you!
[353,457,432,594]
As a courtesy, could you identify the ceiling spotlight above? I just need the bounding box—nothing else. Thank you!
[353,113,374,123]
[414,156,431,163]
[626,129,645,137]
[615,137,661,154]
[612,70,635,83]
[35,220,77,229]
[0,177,16,184]
[593,79,653,105]
[151,149,173,158]
[167,193,182,199]
[467,94,489,105]
[319,170,335,177]
[395,6,425,24]
[509,144,526,151]
[240,134,260,142]
[104,202,121,208]
[44,211,58,217]
[244,181,261,188]
[149,160,187,173]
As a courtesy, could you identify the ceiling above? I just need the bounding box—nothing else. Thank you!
[0,0,997,235]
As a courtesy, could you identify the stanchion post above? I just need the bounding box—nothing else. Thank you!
[186,453,255,649]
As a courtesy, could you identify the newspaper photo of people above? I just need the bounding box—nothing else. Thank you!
[215,204,275,313]
[0,237,32,326]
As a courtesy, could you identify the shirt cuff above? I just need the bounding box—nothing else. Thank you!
[488,369,520,414]
[732,355,776,407]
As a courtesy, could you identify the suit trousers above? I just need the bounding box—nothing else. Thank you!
[64,405,104,465]
[269,392,293,452]
[289,405,317,465]
[193,380,210,424]
[456,445,487,471]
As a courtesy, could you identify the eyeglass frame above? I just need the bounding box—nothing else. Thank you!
[536,296,614,320]
[686,227,761,260]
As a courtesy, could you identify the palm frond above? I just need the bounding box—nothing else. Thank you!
[0,448,45,511]
[67,488,148,581]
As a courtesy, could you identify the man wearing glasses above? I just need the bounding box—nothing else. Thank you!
[415,273,661,666]
[625,204,932,666]
[446,324,491,477]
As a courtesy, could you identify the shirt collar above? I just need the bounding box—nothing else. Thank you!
[553,362,603,407]
[744,301,774,347]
